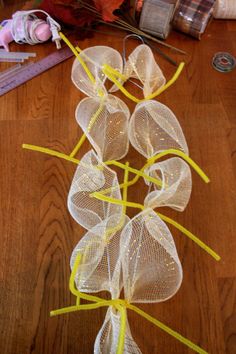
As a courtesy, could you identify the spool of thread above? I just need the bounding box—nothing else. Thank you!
[139,0,177,39]
[212,52,236,72]
[214,0,236,19]
[172,0,215,40]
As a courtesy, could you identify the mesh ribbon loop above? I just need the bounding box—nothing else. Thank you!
[91,193,220,261]
[50,252,208,354]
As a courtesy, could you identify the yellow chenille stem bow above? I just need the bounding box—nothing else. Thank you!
[23,34,190,188]
[22,143,163,189]
[58,32,186,156]
[102,62,185,103]
[50,252,208,354]
[90,193,220,261]
[60,32,184,105]
[22,143,209,193]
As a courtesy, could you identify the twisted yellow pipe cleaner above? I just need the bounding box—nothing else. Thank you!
[50,251,208,354]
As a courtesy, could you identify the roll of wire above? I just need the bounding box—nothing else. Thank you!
[212,52,236,72]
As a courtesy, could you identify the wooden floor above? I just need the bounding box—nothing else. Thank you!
[1,3,236,354]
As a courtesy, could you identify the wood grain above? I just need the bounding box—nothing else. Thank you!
[0,3,236,354]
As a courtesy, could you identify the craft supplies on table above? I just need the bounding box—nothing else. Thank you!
[172,0,215,39]
[0,63,22,81]
[0,10,61,51]
[214,0,236,19]
[0,47,73,96]
[22,32,220,354]
[77,0,186,54]
[0,49,36,62]
[0,63,34,84]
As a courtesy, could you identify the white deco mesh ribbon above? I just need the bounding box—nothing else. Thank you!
[124,44,166,97]
[129,100,189,159]
[94,307,142,354]
[70,214,129,296]
[75,94,130,161]
[92,208,182,353]
[110,44,166,97]
[70,212,141,353]
[121,208,183,303]
[67,150,122,230]
[144,157,192,211]
[71,45,123,97]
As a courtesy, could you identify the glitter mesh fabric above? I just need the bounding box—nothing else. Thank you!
[94,307,142,354]
[75,94,130,161]
[144,157,192,211]
[70,211,143,353]
[124,44,166,97]
[67,150,122,230]
[120,208,183,303]
[111,44,166,97]
[91,208,182,353]
[70,214,129,296]
[128,100,189,158]
[71,46,123,97]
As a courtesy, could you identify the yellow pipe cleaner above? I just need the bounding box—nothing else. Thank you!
[70,98,105,158]
[102,62,185,103]
[22,144,163,188]
[59,32,106,158]
[57,34,189,176]
[50,252,208,354]
[60,32,185,105]
[90,193,220,261]
[60,32,96,87]
[92,148,209,198]
[146,149,210,183]
[104,162,129,241]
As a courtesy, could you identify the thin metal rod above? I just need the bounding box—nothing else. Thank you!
[77,0,186,55]
[143,39,178,66]
[122,34,144,63]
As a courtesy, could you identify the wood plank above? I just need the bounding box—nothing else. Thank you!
[218,277,236,354]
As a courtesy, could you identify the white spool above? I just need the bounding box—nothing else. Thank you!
[214,0,236,19]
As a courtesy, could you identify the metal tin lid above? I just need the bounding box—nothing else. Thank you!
[212,52,236,73]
